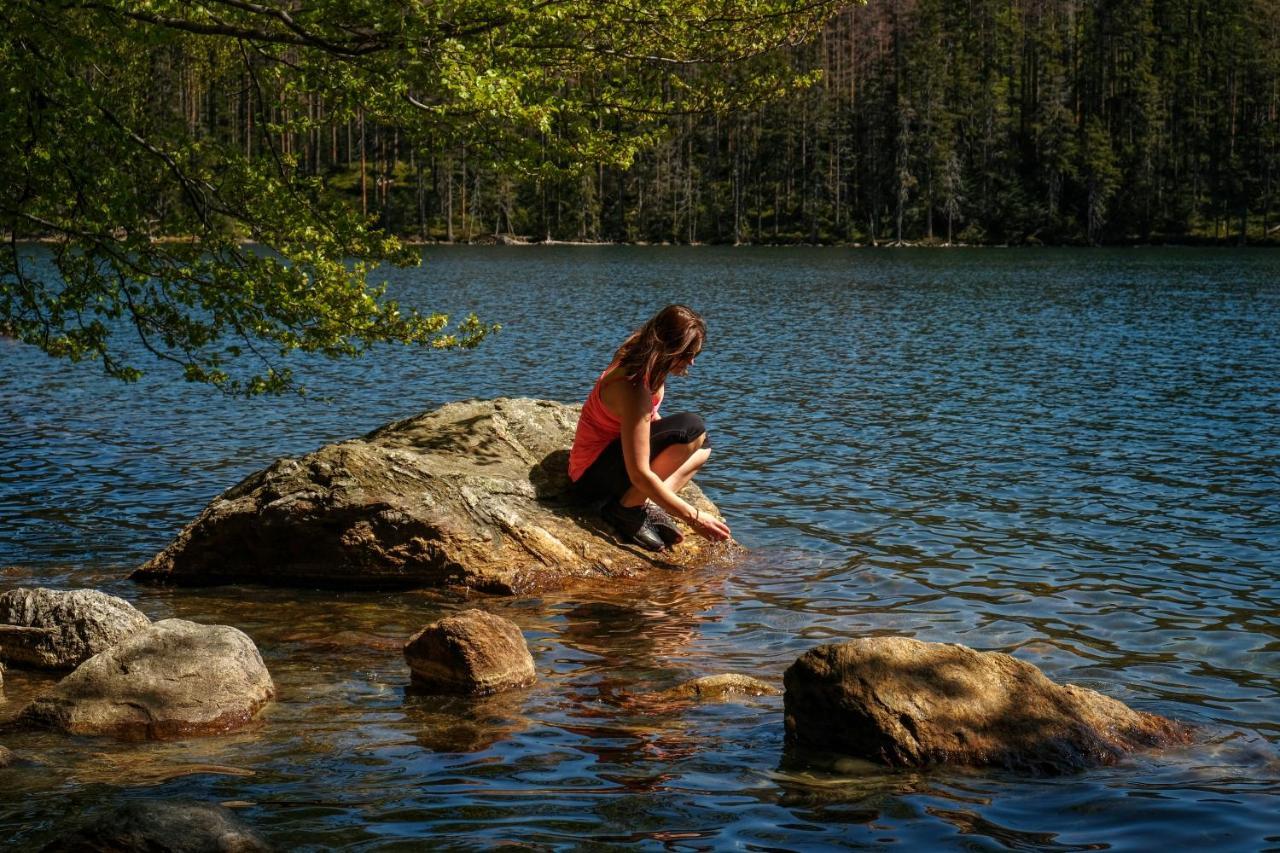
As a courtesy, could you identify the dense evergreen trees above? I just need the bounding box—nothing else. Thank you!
[11,0,1275,259]
[411,0,1280,245]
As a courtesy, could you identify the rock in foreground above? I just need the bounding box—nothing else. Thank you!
[0,587,151,670]
[784,637,1191,774]
[40,800,270,852]
[21,619,274,740]
[132,398,729,593]
[404,609,535,695]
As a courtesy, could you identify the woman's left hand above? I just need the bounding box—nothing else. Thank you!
[692,512,731,542]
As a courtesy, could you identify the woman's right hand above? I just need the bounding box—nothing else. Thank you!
[692,512,731,542]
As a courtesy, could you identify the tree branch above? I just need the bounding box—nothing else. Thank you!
[71,1,391,57]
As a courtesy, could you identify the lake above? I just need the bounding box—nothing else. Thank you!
[1,247,1278,850]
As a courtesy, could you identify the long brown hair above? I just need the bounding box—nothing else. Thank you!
[613,304,706,392]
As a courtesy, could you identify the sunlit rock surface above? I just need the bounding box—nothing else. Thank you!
[21,619,274,740]
[0,587,151,670]
[404,609,535,696]
[39,800,270,852]
[132,398,730,593]
[784,636,1191,774]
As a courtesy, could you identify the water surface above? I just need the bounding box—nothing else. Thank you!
[1,247,1278,849]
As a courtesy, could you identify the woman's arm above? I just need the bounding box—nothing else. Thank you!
[614,381,730,542]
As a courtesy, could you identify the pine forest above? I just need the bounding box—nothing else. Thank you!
[20,0,1280,246]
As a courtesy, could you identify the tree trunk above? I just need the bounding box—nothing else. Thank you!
[359,110,367,218]
[446,157,454,243]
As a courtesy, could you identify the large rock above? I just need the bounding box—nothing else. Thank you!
[0,587,151,669]
[40,800,270,852]
[404,609,536,695]
[21,619,274,739]
[783,637,1191,774]
[131,398,730,593]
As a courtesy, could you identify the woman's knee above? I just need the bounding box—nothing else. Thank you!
[685,414,707,446]
[656,412,707,446]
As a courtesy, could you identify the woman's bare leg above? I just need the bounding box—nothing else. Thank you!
[619,433,708,508]
[663,447,710,495]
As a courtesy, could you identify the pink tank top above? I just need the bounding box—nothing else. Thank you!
[568,365,663,481]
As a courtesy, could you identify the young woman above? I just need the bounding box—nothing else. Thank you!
[568,304,732,551]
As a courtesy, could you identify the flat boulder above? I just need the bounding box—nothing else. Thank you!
[40,800,270,852]
[784,637,1191,774]
[131,398,730,593]
[0,587,151,669]
[404,609,535,695]
[21,619,274,739]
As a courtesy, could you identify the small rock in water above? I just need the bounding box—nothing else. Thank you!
[39,800,270,852]
[20,619,275,739]
[404,609,535,695]
[0,587,151,670]
[0,744,12,768]
[784,636,1191,774]
[653,673,782,702]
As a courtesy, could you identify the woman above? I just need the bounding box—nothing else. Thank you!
[568,304,732,551]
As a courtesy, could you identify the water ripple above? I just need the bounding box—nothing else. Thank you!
[2,248,1278,849]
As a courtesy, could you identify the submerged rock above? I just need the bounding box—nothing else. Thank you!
[280,629,404,653]
[404,609,535,695]
[652,673,782,702]
[21,619,274,739]
[131,398,729,593]
[40,800,270,852]
[783,637,1191,774]
[0,587,151,670]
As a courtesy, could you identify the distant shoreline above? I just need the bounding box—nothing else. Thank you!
[9,234,1278,249]
[406,237,1280,249]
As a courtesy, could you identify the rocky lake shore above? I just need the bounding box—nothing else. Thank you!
[0,396,1199,847]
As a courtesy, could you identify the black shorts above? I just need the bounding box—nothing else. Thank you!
[571,412,708,504]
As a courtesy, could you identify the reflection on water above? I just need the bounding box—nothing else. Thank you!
[1,248,1278,849]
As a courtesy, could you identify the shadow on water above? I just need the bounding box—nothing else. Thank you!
[401,688,532,754]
